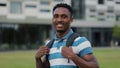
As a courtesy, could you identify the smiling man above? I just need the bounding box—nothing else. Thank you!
[35,3,99,68]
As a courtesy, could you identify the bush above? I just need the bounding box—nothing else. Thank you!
[113,24,120,38]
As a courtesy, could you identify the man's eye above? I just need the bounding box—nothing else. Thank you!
[61,15,67,18]
[54,15,58,18]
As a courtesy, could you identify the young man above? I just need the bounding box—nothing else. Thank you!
[35,3,99,68]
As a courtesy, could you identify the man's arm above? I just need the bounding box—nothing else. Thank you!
[35,58,44,68]
[70,53,99,68]
[62,46,99,68]
[35,46,50,68]
[35,58,50,68]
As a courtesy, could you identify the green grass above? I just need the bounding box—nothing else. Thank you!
[93,47,120,68]
[0,47,120,68]
[0,50,36,68]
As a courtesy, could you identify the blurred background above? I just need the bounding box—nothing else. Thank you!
[0,0,120,68]
[0,0,120,50]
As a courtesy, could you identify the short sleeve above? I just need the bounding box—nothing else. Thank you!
[79,47,93,57]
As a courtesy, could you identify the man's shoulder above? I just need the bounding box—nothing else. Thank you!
[73,34,88,41]
[73,36,90,46]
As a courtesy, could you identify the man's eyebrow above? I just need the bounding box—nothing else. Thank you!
[56,14,69,16]
[61,14,68,17]
[53,13,70,17]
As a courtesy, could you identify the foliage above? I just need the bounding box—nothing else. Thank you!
[112,24,120,39]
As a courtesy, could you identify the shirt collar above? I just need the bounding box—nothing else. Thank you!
[54,29,74,40]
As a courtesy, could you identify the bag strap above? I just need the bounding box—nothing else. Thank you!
[66,33,79,63]
[46,39,54,59]
[46,33,79,48]
[46,39,54,48]
[46,33,80,64]
[66,33,80,47]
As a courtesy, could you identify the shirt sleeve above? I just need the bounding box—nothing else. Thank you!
[79,46,93,57]
[77,37,93,57]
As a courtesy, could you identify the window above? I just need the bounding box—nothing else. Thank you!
[71,0,85,19]
[90,9,96,12]
[98,0,104,4]
[26,5,36,8]
[40,1,50,5]
[90,15,96,18]
[107,10,114,13]
[10,1,22,14]
[54,0,63,2]
[107,0,113,1]
[116,2,120,4]
[98,12,104,15]
[116,15,120,21]
[0,3,6,6]
[98,18,105,21]
[40,9,50,13]
[107,15,115,19]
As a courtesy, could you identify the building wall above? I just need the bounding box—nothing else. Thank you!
[71,0,120,46]
[0,0,120,22]
[0,0,120,48]
[0,0,71,20]
[85,0,120,21]
[0,0,72,50]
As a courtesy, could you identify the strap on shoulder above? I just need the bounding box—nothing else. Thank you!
[66,33,80,47]
[45,39,54,67]
[46,39,54,48]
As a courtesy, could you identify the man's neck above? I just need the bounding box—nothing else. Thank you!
[56,29,70,38]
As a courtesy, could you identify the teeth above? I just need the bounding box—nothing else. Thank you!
[57,24,63,27]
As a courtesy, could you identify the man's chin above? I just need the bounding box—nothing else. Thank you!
[56,30,65,33]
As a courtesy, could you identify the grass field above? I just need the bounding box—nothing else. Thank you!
[0,50,36,68]
[94,47,120,68]
[0,47,120,68]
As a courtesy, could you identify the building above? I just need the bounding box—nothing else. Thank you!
[0,0,71,49]
[0,0,120,50]
[71,0,120,46]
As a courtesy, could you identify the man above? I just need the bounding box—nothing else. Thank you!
[35,3,99,68]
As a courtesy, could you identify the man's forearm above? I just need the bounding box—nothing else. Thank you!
[36,58,50,68]
[36,58,44,68]
[70,54,99,68]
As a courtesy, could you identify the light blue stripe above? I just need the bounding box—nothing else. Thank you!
[52,41,66,48]
[49,53,64,60]
[73,37,88,46]
[51,65,77,68]
[79,47,93,57]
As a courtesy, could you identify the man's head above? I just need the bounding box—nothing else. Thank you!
[53,3,73,17]
[52,3,73,34]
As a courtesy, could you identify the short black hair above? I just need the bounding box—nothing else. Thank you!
[53,3,73,17]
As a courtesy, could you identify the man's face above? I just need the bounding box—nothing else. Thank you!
[52,7,73,33]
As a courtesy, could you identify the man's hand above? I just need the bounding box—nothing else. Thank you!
[35,46,50,59]
[61,46,74,59]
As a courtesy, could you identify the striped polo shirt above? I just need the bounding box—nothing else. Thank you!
[48,29,93,68]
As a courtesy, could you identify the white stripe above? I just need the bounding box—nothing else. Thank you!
[50,46,63,54]
[50,58,76,66]
[72,47,79,54]
[78,41,91,52]
[50,41,91,55]
[74,37,82,42]
[54,40,58,44]
[72,41,91,54]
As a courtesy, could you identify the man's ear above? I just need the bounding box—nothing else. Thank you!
[70,18,73,23]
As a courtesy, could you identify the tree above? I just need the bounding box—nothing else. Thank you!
[113,24,120,39]
[112,24,120,46]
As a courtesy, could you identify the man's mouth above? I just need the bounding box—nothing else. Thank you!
[56,22,64,27]
[57,24,63,27]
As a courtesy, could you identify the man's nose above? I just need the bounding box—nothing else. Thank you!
[57,17,62,21]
